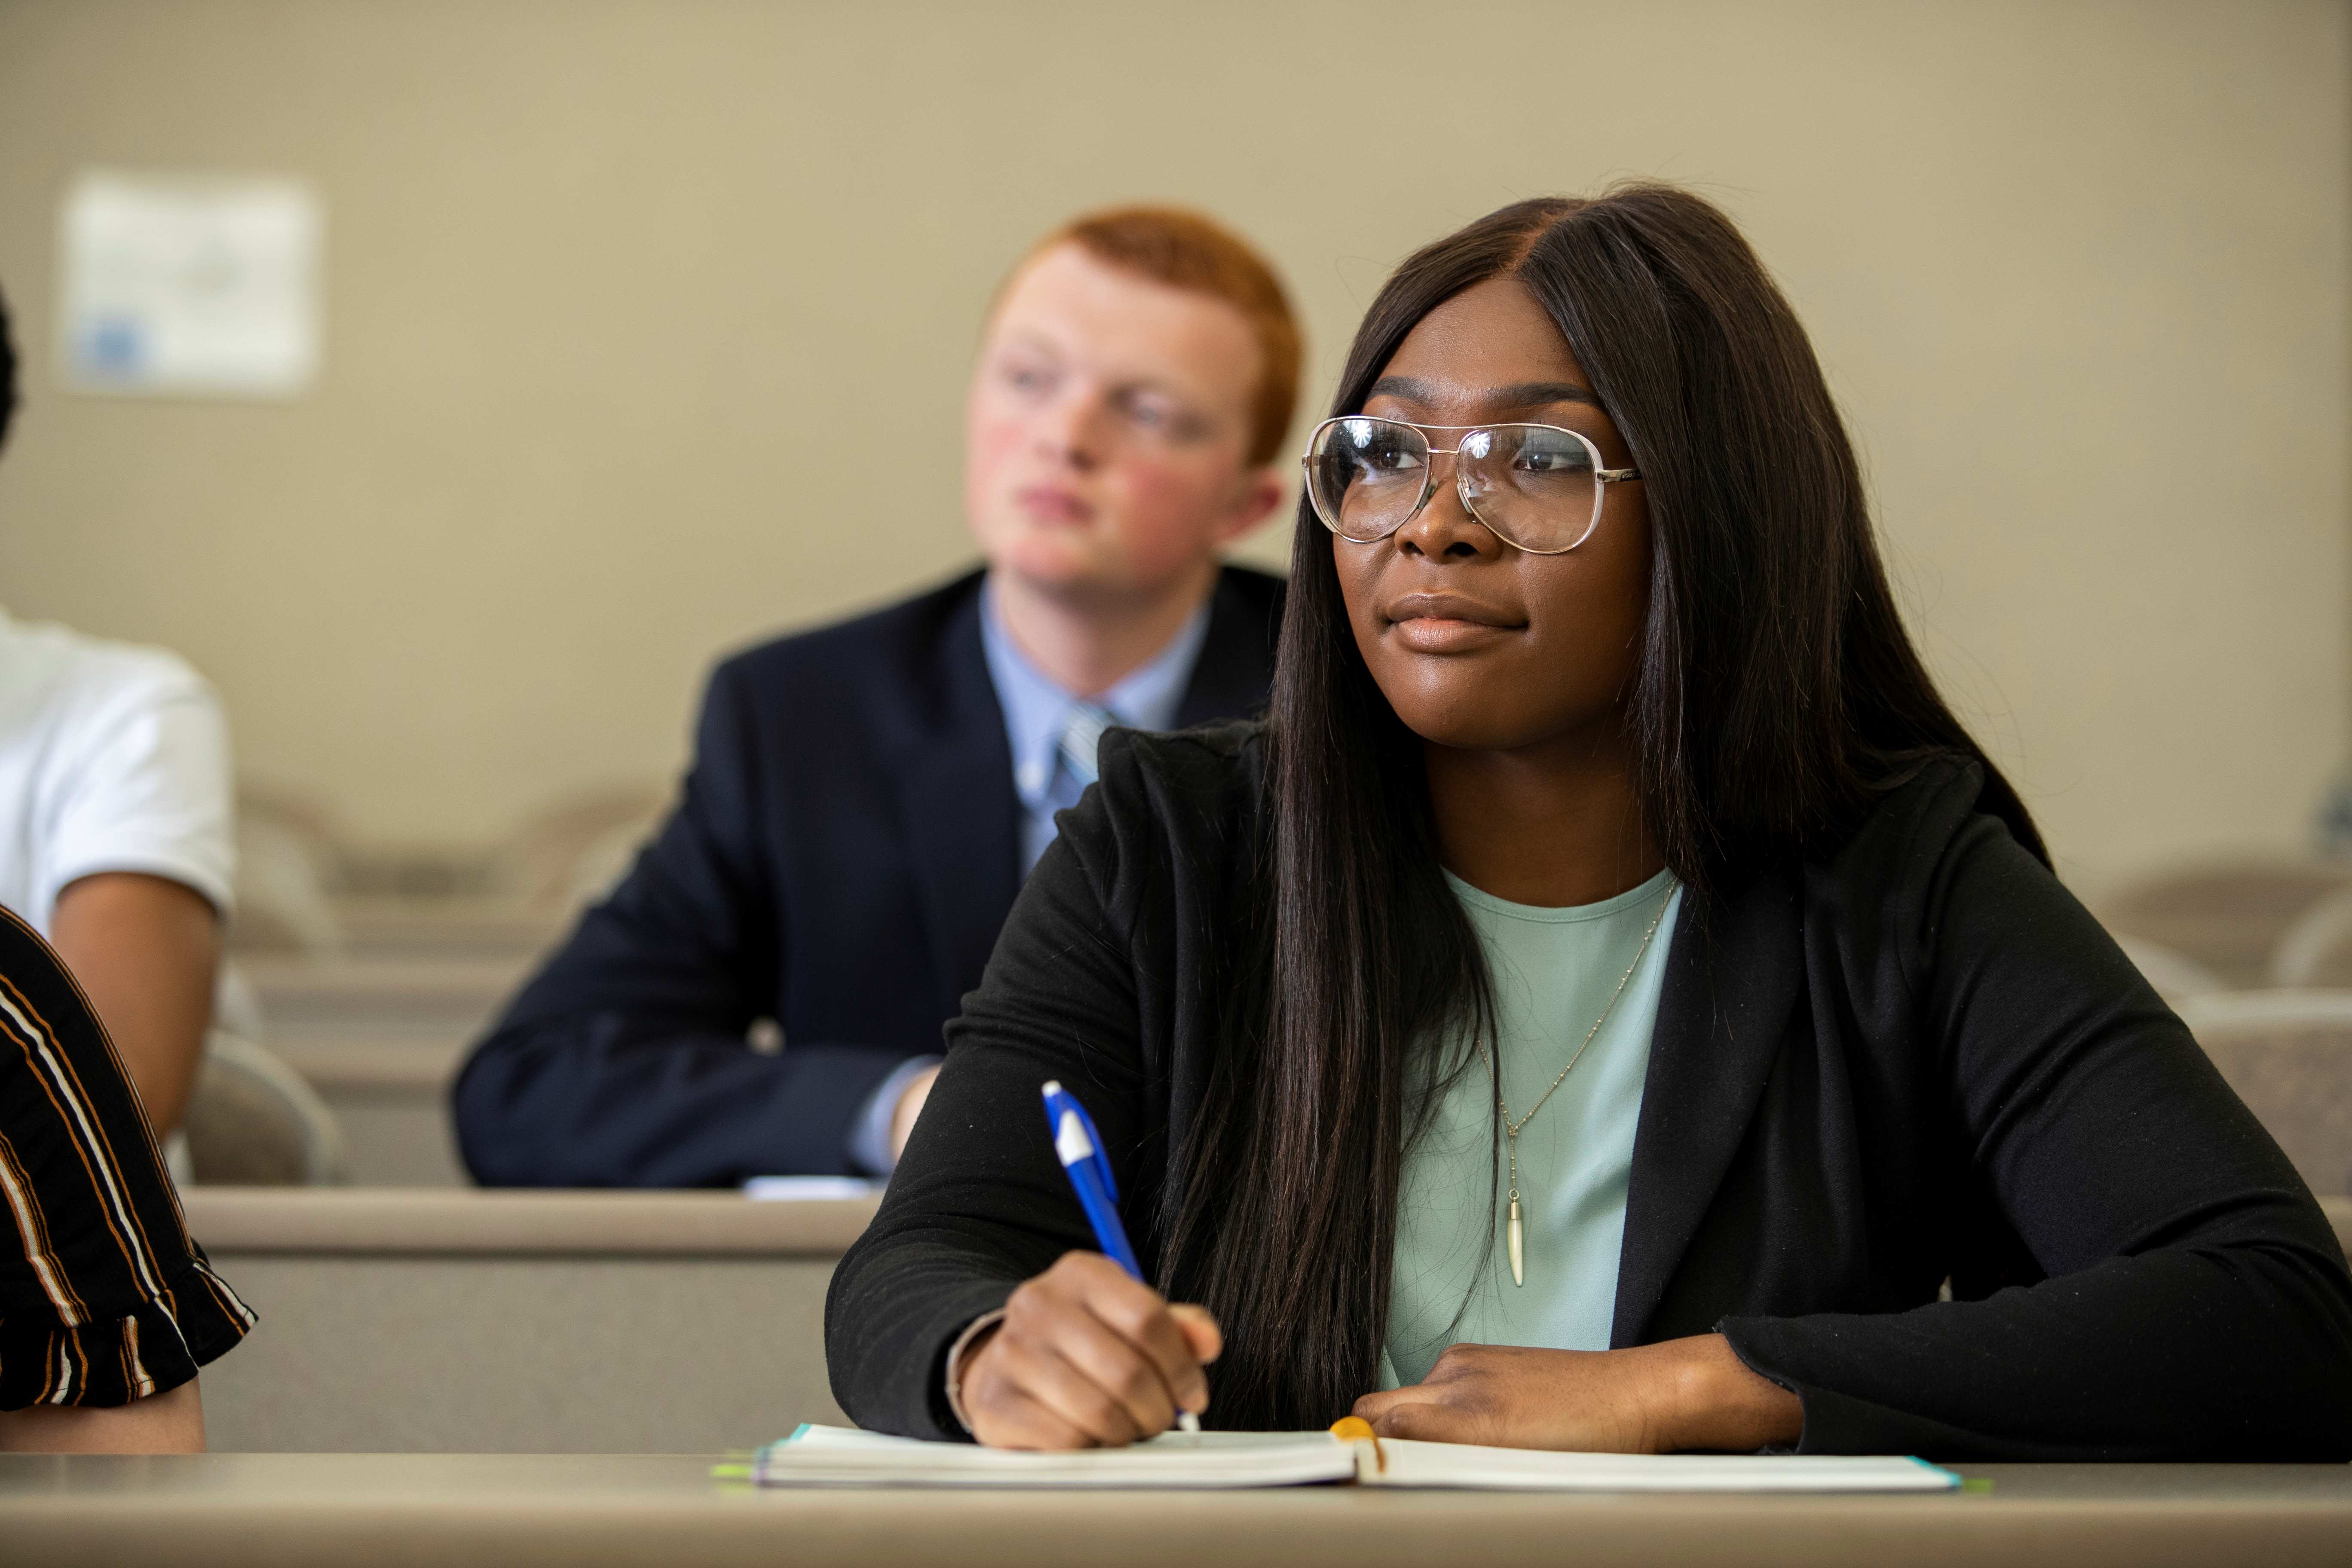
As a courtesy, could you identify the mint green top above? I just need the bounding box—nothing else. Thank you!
[1381,867,1683,1389]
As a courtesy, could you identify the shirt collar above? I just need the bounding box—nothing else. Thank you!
[980,576,1214,809]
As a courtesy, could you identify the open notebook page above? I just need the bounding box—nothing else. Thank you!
[750,1426,1958,1492]
[1356,1436,1958,1491]
[749,1424,1353,1488]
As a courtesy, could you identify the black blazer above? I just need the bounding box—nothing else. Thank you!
[826,722,2352,1458]
[453,566,1286,1187]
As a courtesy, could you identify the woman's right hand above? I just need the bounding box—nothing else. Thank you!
[957,1251,1223,1449]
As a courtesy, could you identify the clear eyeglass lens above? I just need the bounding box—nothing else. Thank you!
[1307,419,1605,551]
[1308,418,1432,542]
[1459,425,1600,552]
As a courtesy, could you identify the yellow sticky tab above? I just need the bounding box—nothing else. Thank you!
[1328,1415,1385,1475]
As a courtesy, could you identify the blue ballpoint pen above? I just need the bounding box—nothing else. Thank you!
[1040,1079,1201,1434]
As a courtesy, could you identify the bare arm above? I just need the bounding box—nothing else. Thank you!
[0,1377,205,1453]
[48,873,220,1134]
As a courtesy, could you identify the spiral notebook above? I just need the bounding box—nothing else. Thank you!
[741,1424,1960,1492]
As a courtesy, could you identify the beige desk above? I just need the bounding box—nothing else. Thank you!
[185,1189,873,1453]
[5,1455,2350,1568]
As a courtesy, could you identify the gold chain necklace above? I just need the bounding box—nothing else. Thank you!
[1476,880,1676,1287]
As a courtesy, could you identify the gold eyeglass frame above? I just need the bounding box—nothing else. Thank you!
[1300,416,1641,555]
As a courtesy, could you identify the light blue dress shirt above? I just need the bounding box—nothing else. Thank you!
[845,577,1213,1175]
[979,579,1212,875]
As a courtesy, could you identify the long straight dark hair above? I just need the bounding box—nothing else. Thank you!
[1159,185,2045,1430]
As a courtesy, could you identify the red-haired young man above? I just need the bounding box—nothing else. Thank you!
[457,208,1299,1186]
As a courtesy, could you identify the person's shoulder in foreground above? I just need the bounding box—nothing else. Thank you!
[0,903,253,1452]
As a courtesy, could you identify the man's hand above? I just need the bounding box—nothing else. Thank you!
[957,1251,1222,1449]
[1350,1334,1801,1453]
[887,1065,940,1164]
[49,873,220,1133]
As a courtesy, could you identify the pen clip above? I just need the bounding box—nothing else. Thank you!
[1069,1097,1117,1204]
[1042,1081,1119,1204]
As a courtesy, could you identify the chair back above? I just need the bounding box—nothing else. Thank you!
[2100,862,2350,987]
[231,799,348,957]
[2114,935,2226,1007]
[181,1031,351,1185]
[2179,991,2352,1197]
[2268,884,2352,988]
[489,785,669,917]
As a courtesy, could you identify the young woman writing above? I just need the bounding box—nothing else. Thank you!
[824,186,2352,1458]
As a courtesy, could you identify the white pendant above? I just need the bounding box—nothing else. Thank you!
[1507,1196,1525,1286]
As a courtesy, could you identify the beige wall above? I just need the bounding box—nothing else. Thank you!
[0,0,2342,892]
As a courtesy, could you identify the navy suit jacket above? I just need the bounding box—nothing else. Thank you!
[452,564,1286,1186]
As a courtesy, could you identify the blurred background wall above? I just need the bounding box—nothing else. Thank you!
[0,0,2341,896]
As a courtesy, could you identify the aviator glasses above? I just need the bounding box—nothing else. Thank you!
[1302,416,1640,555]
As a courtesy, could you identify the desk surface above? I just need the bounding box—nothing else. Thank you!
[4,1455,2349,1568]
[184,1186,881,1255]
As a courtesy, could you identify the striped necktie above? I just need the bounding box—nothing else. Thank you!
[1058,703,1115,787]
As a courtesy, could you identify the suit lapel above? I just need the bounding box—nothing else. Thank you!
[1611,862,1804,1345]
[887,566,1273,1010]
[887,583,1023,1011]
[1174,567,1281,728]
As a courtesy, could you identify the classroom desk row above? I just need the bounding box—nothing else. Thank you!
[186,1188,869,1452]
[8,1455,2352,1568]
[6,1189,2342,1566]
[184,1188,2352,1455]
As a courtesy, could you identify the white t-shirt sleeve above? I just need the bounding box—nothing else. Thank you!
[44,658,236,921]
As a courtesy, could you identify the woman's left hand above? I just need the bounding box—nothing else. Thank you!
[1350,1333,1802,1453]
